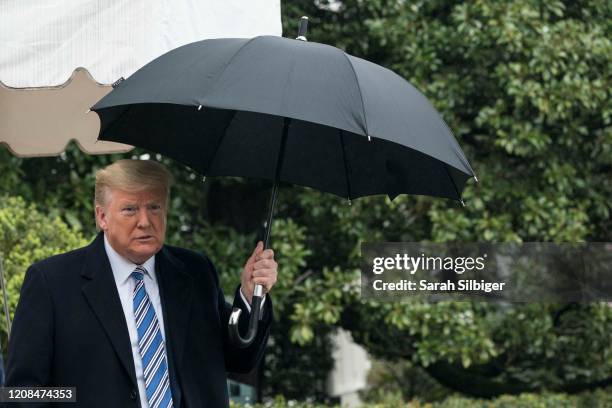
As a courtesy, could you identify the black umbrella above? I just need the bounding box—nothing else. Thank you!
[92,18,477,348]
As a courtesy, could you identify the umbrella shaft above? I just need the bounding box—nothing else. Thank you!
[263,118,290,249]
[263,182,278,250]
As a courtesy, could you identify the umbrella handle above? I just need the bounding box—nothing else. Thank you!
[227,183,277,348]
[228,284,265,348]
[227,184,276,348]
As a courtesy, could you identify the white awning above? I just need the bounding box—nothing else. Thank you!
[0,0,281,157]
[0,0,282,87]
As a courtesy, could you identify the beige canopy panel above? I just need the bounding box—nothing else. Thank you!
[0,68,133,157]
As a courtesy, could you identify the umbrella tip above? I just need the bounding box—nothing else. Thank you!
[296,16,309,41]
[198,105,203,111]
[367,135,372,141]
[85,108,91,114]
[473,175,479,183]
[460,199,466,207]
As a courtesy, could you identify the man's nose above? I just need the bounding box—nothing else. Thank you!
[136,209,151,228]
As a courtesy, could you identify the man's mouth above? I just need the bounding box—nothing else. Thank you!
[135,235,153,241]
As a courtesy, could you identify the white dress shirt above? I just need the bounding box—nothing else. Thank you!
[103,235,265,407]
[104,235,162,408]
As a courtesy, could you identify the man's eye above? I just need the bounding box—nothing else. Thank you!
[149,204,162,211]
[122,207,137,213]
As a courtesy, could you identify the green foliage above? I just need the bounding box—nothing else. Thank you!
[491,303,612,388]
[341,299,611,395]
[0,196,89,352]
[427,388,612,408]
[283,0,611,243]
[343,300,499,369]
[280,0,611,397]
[0,144,121,234]
[256,219,336,401]
[230,387,612,407]
[363,359,452,402]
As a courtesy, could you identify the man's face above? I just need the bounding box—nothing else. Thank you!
[96,187,167,264]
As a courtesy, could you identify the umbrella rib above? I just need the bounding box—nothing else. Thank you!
[343,53,370,138]
[339,129,352,200]
[204,110,237,175]
[205,37,260,98]
[96,104,133,143]
[443,163,463,202]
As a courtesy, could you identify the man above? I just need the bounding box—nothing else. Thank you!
[5,159,277,407]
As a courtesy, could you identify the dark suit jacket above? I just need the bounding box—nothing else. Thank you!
[5,232,272,407]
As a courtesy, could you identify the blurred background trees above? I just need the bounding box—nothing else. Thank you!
[1,0,610,403]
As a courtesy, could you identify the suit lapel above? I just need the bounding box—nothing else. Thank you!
[156,246,193,374]
[80,233,137,388]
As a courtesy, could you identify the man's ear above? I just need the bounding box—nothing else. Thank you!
[95,205,108,230]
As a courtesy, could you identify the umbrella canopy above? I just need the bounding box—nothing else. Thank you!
[92,31,477,348]
[92,35,476,202]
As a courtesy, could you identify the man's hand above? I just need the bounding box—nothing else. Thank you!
[240,241,278,305]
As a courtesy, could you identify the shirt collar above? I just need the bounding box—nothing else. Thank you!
[104,233,156,286]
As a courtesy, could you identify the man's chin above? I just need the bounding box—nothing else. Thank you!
[128,244,161,264]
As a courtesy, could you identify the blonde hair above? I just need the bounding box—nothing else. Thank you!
[94,159,175,208]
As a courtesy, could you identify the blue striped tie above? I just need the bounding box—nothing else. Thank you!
[132,266,174,408]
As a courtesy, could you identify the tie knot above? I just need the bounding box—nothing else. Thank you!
[131,266,147,281]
